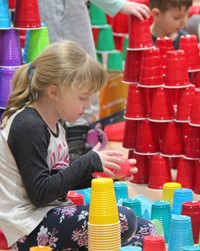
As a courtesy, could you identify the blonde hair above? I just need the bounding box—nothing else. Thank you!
[1,40,107,128]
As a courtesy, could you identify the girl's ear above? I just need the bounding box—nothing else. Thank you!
[151,8,161,20]
[47,85,59,101]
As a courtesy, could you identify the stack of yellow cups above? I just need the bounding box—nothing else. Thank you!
[162,182,182,207]
[88,178,121,250]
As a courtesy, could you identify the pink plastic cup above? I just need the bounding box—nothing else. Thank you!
[128,15,153,49]
[179,34,200,72]
[148,154,172,189]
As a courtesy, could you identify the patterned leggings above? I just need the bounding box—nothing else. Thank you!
[12,205,156,251]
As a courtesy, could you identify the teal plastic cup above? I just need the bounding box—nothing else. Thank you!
[114,182,129,202]
[122,198,142,217]
[151,200,171,243]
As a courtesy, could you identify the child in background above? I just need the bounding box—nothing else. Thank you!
[149,0,193,49]
[0,40,155,250]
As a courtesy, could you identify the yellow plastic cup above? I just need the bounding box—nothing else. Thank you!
[162,182,182,207]
[29,246,52,251]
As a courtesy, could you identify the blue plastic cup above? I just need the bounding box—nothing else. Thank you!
[183,245,200,251]
[114,182,129,202]
[120,246,142,251]
[0,0,11,28]
[171,188,193,215]
[168,215,194,251]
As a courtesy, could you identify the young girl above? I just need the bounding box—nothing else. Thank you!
[0,40,155,250]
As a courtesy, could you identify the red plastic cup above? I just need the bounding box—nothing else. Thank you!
[149,87,174,121]
[190,87,200,126]
[66,191,84,205]
[112,12,129,34]
[179,34,200,71]
[123,49,143,83]
[93,157,132,179]
[184,125,200,159]
[13,0,41,29]
[139,47,164,87]
[156,36,173,75]
[128,15,153,49]
[160,121,184,157]
[129,151,149,184]
[181,201,200,243]
[135,119,159,154]
[194,160,200,194]
[148,154,172,189]
[124,84,147,119]
[92,27,99,46]
[114,35,124,51]
[189,5,200,17]
[122,119,138,149]
[143,235,166,251]
[8,0,16,10]
[104,121,125,142]
[0,228,8,250]
[191,71,200,88]
[175,85,195,122]
[176,157,196,189]
[165,50,190,88]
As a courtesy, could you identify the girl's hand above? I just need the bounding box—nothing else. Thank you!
[120,1,150,21]
[92,143,138,180]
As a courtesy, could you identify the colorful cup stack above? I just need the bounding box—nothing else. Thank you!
[90,2,123,71]
[88,178,121,250]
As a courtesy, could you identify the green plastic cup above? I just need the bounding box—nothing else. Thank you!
[89,2,107,26]
[96,25,115,51]
[107,50,123,70]
[122,35,129,61]
[27,26,50,62]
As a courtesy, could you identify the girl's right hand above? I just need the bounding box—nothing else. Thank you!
[92,142,124,177]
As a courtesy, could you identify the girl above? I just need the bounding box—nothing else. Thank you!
[0,40,155,250]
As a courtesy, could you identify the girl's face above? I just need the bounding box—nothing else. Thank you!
[55,85,93,123]
[153,6,189,37]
